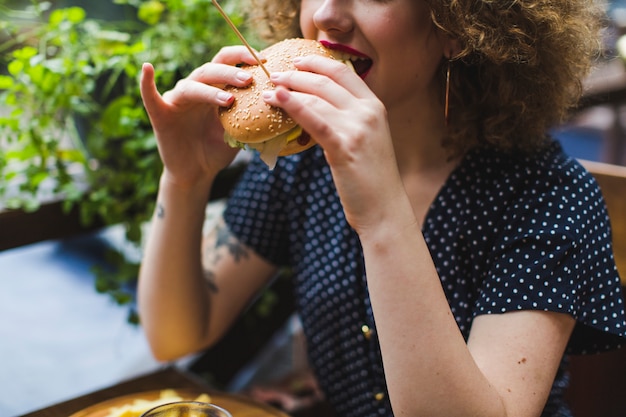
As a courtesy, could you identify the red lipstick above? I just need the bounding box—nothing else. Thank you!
[319,40,369,58]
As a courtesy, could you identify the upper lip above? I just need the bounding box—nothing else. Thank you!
[319,40,370,59]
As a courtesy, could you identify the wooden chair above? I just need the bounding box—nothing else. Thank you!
[579,160,626,286]
[564,159,626,417]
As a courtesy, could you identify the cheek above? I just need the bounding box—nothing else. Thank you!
[299,1,318,39]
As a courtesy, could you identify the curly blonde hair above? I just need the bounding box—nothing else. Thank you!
[244,0,605,155]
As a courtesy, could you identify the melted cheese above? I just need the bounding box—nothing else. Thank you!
[248,126,302,169]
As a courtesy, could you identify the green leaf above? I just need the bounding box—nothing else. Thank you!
[29,171,49,189]
[39,71,60,94]
[7,60,24,76]
[100,95,136,137]
[25,64,44,84]
[57,149,87,163]
[138,1,165,25]
[12,46,38,61]
[48,9,65,26]
[49,7,86,26]
[0,75,14,89]
[66,7,87,24]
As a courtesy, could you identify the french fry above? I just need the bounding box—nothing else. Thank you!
[105,389,212,417]
[194,393,212,403]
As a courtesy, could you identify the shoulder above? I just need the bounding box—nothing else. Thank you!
[453,140,605,215]
[461,140,591,186]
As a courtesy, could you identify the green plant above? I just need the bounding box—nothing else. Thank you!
[0,0,250,322]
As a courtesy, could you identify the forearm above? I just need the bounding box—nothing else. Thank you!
[359,197,506,417]
[138,172,215,361]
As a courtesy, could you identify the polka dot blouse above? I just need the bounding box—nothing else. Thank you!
[223,139,626,417]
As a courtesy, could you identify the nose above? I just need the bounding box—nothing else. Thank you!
[313,0,354,35]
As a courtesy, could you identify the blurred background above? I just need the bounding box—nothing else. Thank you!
[1,0,626,416]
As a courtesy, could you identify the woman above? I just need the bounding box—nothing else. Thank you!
[138,0,626,416]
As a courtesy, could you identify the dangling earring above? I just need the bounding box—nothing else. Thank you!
[445,54,452,126]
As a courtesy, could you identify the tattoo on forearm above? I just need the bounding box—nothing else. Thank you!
[201,218,249,293]
[156,203,165,219]
[215,223,250,263]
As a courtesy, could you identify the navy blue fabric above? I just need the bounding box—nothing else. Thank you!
[224,140,625,417]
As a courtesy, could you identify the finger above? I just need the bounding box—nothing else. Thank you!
[293,55,370,99]
[212,45,265,66]
[187,62,253,88]
[267,67,362,110]
[161,63,255,109]
[140,63,234,114]
[163,77,236,108]
[140,63,166,119]
[263,86,338,148]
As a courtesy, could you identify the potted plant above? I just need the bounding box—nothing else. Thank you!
[0,0,250,322]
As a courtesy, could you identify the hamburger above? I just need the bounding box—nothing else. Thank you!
[218,38,356,169]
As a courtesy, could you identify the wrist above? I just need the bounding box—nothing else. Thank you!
[158,170,216,206]
[160,169,216,193]
[354,193,418,241]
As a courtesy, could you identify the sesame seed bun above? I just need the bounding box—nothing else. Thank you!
[218,38,345,167]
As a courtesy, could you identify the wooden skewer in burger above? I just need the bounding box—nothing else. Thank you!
[211,1,362,168]
[218,38,356,169]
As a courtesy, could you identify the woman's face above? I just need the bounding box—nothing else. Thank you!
[300,0,451,112]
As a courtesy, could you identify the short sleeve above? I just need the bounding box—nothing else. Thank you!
[475,160,625,353]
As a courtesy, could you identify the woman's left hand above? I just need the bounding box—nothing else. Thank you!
[262,56,407,233]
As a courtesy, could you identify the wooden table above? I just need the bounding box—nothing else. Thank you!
[19,367,288,417]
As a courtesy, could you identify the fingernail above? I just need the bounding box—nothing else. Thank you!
[218,91,233,103]
[236,71,252,81]
[270,72,281,81]
[262,91,273,100]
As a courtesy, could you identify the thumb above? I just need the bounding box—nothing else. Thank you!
[140,63,163,119]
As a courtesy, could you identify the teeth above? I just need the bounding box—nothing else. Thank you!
[343,60,356,73]
[332,51,371,75]
[337,52,368,63]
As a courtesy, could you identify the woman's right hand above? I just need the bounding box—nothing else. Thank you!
[140,46,259,188]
